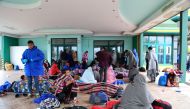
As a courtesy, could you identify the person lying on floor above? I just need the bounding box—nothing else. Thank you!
[167,71,179,87]
[116,68,154,109]
[49,60,61,80]
[12,75,28,98]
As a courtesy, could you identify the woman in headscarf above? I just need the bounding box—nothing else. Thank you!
[147,47,158,82]
[132,48,139,67]
[117,68,154,109]
[125,50,137,69]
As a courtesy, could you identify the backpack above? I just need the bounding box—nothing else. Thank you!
[89,91,108,105]
[152,99,172,109]
[158,73,168,86]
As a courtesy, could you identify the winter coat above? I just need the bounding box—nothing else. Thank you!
[22,46,45,76]
[49,64,60,75]
[96,51,113,68]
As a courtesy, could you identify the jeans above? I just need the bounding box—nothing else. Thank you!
[27,76,39,94]
[99,67,108,82]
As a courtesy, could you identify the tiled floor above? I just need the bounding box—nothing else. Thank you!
[0,70,190,109]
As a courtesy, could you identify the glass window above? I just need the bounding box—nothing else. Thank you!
[65,38,77,45]
[94,40,124,63]
[52,46,58,61]
[149,36,156,44]
[165,37,172,45]
[158,46,164,64]
[173,37,178,49]
[51,38,78,62]
[157,37,164,44]
[166,46,172,64]
[144,36,149,43]
[52,38,64,45]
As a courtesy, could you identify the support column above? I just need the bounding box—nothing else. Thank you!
[180,10,188,83]
[140,33,144,67]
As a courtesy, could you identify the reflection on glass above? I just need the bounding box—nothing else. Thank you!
[166,46,171,64]
[165,37,172,44]
[51,38,78,61]
[157,37,164,44]
[52,47,57,60]
[158,46,164,64]
[144,36,149,43]
[149,36,156,44]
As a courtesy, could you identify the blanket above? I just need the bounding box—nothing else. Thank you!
[72,82,119,97]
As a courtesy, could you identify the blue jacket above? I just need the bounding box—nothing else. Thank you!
[22,46,45,76]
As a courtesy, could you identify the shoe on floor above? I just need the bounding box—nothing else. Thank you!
[27,93,33,98]
[15,94,20,98]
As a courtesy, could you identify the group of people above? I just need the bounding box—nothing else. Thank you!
[20,40,172,109]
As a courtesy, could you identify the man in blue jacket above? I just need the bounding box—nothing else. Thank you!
[21,40,45,97]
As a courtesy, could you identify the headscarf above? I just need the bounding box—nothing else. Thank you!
[80,67,97,84]
[128,68,139,82]
[118,74,154,109]
[132,48,139,66]
[126,50,137,69]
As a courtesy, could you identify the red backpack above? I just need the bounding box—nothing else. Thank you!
[152,99,172,109]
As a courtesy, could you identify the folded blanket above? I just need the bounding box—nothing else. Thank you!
[72,82,119,97]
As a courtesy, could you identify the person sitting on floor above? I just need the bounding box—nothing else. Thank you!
[52,67,77,104]
[80,66,97,84]
[43,59,51,73]
[89,60,100,82]
[167,71,179,87]
[49,60,61,80]
[117,68,154,109]
[72,61,82,70]
[13,75,28,98]
[62,61,71,72]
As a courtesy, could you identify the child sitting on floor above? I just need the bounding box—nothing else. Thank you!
[49,60,61,80]
[62,61,71,72]
[167,71,179,87]
[13,75,28,98]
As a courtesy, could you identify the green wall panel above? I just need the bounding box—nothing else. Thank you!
[2,36,18,63]
[132,36,138,51]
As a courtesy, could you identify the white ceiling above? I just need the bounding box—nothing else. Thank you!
[0,0,189,37]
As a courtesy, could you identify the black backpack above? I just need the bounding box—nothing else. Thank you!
[152,99,172,109]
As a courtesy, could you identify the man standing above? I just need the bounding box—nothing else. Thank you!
[147,47,158,82]
[96,47,112,82]
[21,40,44,97]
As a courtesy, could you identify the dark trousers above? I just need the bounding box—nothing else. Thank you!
[146,59,149,70]
[99,67,108,82]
